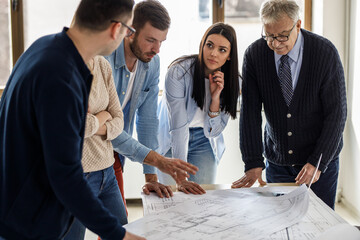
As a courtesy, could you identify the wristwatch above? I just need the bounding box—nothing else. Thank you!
[208,110,220,117]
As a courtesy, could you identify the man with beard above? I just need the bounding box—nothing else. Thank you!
[106,0,178,203]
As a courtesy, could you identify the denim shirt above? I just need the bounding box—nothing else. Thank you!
[106,41,159,174]
[157,58,229,164]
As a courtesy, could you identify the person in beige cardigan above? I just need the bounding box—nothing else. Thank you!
[66,54,198,239]
[65,56,128,239]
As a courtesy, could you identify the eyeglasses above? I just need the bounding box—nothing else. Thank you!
[111,20,136,37]
[261,23,297,42]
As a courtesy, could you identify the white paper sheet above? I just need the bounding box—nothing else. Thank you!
[126,185,309,240]
[315,223,360,240]
[265,190,350,240]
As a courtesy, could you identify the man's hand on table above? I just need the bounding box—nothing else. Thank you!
[142,174,173,198]
[231,167,266,188]
[177,179,206,195]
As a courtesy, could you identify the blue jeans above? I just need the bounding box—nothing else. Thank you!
[64,166,127,240]
[266,157,339,209]
[158,127,217,185]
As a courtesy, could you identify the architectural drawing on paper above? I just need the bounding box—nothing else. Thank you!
[126,185,309,240]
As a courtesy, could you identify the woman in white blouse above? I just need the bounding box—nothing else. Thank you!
[157,23,241,194]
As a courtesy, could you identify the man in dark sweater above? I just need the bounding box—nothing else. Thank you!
[232,0,347,209]
[0,0,144,239]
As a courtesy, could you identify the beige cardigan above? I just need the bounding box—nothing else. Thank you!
[82,56,124,172]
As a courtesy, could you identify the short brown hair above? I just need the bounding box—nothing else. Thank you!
[74,0,134,31]
[133,0,170,32]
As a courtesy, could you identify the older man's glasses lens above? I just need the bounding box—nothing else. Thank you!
[261,23,296,42]
[111,20,136,37]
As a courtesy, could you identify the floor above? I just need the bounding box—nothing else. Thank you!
[84,201,143,240]
[84,200,360,239]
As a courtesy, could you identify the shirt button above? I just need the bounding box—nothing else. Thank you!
[288,150,293,154]
[122,91,125,95]
[288,132,292,136]
[287,113,292,118]
[126,75,129,78]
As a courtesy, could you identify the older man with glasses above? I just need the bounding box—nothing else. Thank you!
[232,0,347,210]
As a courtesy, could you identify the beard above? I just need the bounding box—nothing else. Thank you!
[129,35,156,63]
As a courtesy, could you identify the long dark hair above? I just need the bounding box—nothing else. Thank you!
[169,23,240,119]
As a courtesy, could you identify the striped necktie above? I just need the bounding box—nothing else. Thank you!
[278,55,293,106]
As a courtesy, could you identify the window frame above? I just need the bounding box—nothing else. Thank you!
[0,0,23,95]
[10,0,24,67]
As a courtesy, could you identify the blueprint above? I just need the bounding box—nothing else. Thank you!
[136,185,358,240]
[265,190,348,240]
[141,186,300,216]
[315,223,360,240]
[125,185,309,240]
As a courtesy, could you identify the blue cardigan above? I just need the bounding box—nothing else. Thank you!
[0,28,125,239]
[240,29,347,173]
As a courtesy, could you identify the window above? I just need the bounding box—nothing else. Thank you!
[23,0,80,50]
[224,0,305,67]
[0,0,80,94]
[0,0,11,87]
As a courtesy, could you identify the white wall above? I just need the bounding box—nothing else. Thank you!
[313,0,360,218]
[312,0,347,65]
[338,0,360,217]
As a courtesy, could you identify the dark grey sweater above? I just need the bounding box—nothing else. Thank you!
[240,29,347,173]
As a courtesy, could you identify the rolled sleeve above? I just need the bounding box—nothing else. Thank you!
[112,131,151,165]
[203,112,230,138]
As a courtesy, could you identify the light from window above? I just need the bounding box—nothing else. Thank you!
[224,0,304,68]
[0,0,11,87]
[23,0,80,50]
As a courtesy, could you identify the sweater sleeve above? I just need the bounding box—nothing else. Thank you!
[240,47,266,172]
[306,44,347,172]
[97,57,124,141]
[84,113,100,138]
